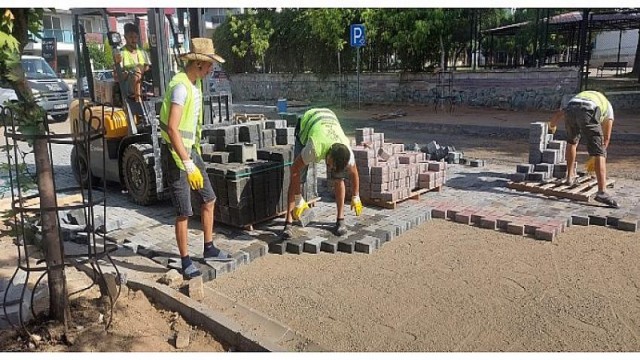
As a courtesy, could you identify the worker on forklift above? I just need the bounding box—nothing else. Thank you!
[282,108,363,240]
[160,38,228,279]
[114,23,150,102]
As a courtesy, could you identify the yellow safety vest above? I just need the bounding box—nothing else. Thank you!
[159,72,203,170]
[121,47,147,70]
[299,108,350,161]
[572,90,610,123]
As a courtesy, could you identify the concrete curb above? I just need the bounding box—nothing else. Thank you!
[127,280,323,352]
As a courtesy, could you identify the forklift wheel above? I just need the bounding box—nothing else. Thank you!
[70,144,95,188]
[122,143,158,206]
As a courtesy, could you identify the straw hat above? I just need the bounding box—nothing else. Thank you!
[180,38,225,63]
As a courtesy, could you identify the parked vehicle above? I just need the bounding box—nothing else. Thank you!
[73,69,114,98]
[0,55,71,122]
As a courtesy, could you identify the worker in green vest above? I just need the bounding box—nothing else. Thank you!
[159,38,228,279]
[548,90,619,208]
[114,23,150,102]
[282,108,363,239]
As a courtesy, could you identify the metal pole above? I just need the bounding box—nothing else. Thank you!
[617,30,623,75]
[357,46,361,110]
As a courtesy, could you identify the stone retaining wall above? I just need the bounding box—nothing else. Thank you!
[229,69,582,111]
[229,70,640,111]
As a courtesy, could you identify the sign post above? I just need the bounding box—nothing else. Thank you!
[350,24,365,109]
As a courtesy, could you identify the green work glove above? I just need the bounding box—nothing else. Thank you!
[183,159,204,190]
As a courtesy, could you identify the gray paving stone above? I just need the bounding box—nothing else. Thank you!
[355,236,381,254]
[588,215,608,226]
[320,238,340,253]
[303,237,324,254]
[286,239,307,255]
[618,219,638,232]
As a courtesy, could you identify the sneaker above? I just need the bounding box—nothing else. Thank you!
[564,176,577,186]
[203,245,232,261]
[594,192,620,208]
[182,263,202,280]
[282,223,294,240]
[334,219,347,237]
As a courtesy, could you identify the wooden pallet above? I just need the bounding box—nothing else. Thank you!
[219,197,321,231]
[362,187,440,210]
[507,175,615,202]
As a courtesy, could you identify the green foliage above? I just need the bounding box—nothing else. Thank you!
[228,9,274,71]
[212,8,608,73]
[0,9,48,202]
[87,41,113,70]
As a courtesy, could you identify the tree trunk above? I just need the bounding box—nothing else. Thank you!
[440,34,445,70]
[5,8,70,327]
[337,51,342,108]
[34,138,69,325]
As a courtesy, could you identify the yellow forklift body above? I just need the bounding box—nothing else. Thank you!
[69,99,130,140]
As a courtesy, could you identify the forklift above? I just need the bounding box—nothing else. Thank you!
[69,8,232,205]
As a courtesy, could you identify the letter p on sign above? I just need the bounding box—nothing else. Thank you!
[350,24,366,48]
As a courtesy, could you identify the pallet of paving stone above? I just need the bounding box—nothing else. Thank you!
[362,187,436,210]
[507,175,615,202]
[217,197,321,231]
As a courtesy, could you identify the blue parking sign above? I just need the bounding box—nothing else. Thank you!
[350,24,366,47]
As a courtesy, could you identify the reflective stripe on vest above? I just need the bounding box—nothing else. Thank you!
[159,72,203,170]
[121,47,146,70]
[299,108,350,161]
[573,91,609,123]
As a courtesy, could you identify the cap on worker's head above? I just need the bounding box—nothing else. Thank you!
[124,23,139,35]
[181,38,225,64]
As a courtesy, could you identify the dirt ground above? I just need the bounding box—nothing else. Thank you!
[2,103,640,352]
[208,220,640,352]
[0,236,227,352]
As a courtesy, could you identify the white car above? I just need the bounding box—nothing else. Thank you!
[0,55,71,122]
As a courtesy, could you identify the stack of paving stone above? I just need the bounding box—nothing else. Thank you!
[511,122,569,183]
[195,120,317,228]
[327,127,446,204]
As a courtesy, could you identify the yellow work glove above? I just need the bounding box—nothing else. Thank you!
[183,159,204,190]
[585,156,596,175]
[351,195,363,216]
[292,195,310,221]
[547,122,557,135]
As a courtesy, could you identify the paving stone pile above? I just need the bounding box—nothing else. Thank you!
[198,120,317,228]
[511,122,570,182]
[327,127,446,204]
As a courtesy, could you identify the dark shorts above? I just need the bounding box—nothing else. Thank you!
[565,102,606,157]
[294,118,347,183]
[163,146,216,217]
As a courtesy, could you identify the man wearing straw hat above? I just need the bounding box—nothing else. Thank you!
[159,38,228,279]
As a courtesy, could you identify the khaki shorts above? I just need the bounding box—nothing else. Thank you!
[565,102,606,157]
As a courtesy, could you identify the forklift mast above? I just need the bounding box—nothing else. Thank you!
[146,9,172,100]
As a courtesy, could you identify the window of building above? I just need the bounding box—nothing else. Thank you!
[43,15,61,30]
[79,19,93,33]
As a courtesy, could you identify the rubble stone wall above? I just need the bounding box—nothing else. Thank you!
[229,69,589,111]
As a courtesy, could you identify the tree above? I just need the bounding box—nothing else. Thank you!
[228,9,274,72]
[87,41,112,70]
[0,8,70,327]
